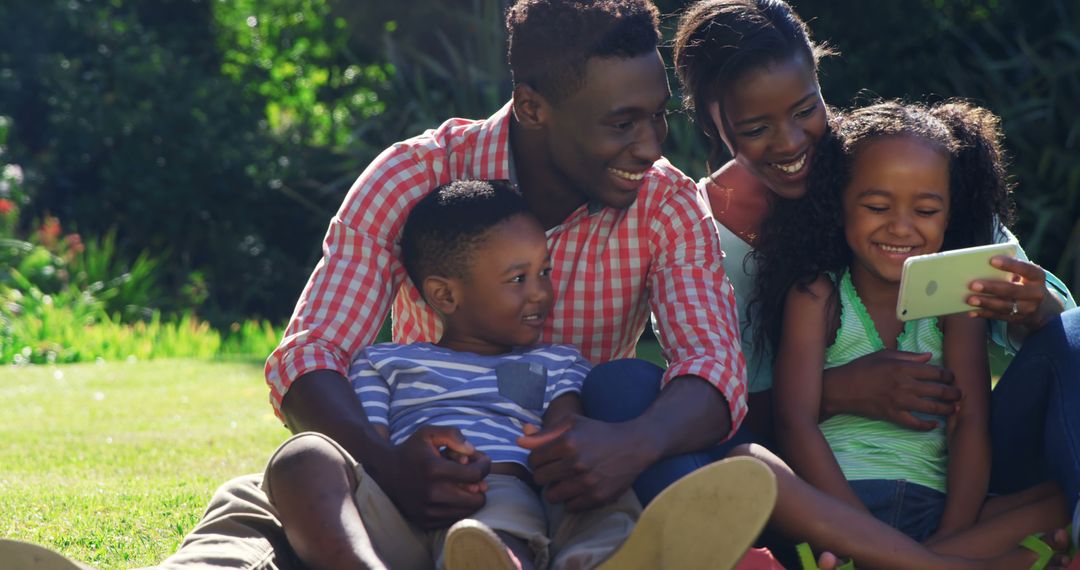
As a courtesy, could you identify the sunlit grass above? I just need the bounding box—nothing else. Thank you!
[0,358,286,568]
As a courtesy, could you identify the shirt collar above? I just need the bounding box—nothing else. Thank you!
[491,100,605,219]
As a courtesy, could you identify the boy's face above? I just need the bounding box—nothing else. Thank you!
[543,50,671,210]
[439,213,553,355]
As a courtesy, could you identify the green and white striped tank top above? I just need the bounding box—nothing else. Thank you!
[821,270,948,492]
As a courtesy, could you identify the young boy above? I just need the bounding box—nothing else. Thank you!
[261,180,776,570]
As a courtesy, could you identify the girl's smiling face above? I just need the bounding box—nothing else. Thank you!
[712,52,827,200]
[843,135,951,286]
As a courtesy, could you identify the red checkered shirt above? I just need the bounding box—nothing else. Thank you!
[265,102,748,434]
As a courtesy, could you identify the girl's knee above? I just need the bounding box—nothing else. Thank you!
[727,443,794,476]
[728,443,756,458]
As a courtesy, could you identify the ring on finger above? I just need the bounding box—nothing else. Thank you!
[1010,300,1019,316]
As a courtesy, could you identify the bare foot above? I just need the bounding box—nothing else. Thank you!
[982,528,1072,570]
[817,551,840,570]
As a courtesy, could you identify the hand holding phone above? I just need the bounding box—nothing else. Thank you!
[896,242,1020,321]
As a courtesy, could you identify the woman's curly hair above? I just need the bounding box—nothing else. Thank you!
[749,99,1015,352]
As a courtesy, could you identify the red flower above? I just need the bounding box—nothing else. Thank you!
[39,216,62,247]
[0,198,14,215]
[65,233,85,254]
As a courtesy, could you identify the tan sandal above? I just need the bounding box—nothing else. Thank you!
[597,456,777,570]
[443,518,520,570]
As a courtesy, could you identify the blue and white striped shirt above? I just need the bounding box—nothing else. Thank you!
[349,342,590,467]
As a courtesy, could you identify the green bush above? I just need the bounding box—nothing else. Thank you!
[0,292,281,364]
[0,216,162,321]
[0,224,282,364]
[218,319,282,358]
[72,230,163,321]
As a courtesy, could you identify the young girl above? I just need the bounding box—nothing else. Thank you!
[767,100,1071,562]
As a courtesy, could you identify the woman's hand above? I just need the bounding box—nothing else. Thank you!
[966,255,1064,335]
[820,350,960,430]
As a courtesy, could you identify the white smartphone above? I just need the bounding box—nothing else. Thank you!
[896,242,1020,321]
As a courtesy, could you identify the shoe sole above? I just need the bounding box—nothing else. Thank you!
[443,518,518,570]
[597,455,777,570]
[0,540,95,570]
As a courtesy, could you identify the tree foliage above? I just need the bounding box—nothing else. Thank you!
[0,0,335,322]
[0,0,1074,328]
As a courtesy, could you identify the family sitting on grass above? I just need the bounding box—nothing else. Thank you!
[4,0,1078,569]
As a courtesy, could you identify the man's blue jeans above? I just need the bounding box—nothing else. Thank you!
[580,359,761,505]
[584,308,1080,513]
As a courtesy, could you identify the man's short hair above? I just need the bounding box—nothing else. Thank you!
[400,180,529,289]
[506,0,661,103]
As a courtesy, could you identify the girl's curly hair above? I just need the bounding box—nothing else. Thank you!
[749,99,1015,352]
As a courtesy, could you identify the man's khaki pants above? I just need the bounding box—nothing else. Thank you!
[155,432,640,569]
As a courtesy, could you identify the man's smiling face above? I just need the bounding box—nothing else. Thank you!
[542,49,671,210]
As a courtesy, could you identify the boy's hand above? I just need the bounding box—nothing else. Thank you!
[385,425,491,529]
[518,416,645,512]
[441,446,490,494]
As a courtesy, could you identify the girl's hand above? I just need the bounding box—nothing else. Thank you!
[966,255,1062,331]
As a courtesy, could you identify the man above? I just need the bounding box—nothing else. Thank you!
[164,1,747,567]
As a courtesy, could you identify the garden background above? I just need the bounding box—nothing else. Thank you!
[0,0,1077,567]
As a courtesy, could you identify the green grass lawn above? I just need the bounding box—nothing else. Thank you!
[0,358,287,568]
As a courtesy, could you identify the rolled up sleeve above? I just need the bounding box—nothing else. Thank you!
[647,181,748,438]
[264,143,436,419]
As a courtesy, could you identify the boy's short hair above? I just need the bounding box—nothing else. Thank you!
[401,180,529,289]
[506,0,661,104]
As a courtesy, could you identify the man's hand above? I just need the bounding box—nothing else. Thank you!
[821,350,961,430]
[282,372,489,528]
[517,417,648,512]
[381,426,491,529]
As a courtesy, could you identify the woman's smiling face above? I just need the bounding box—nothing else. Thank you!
[712,53,827,200]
